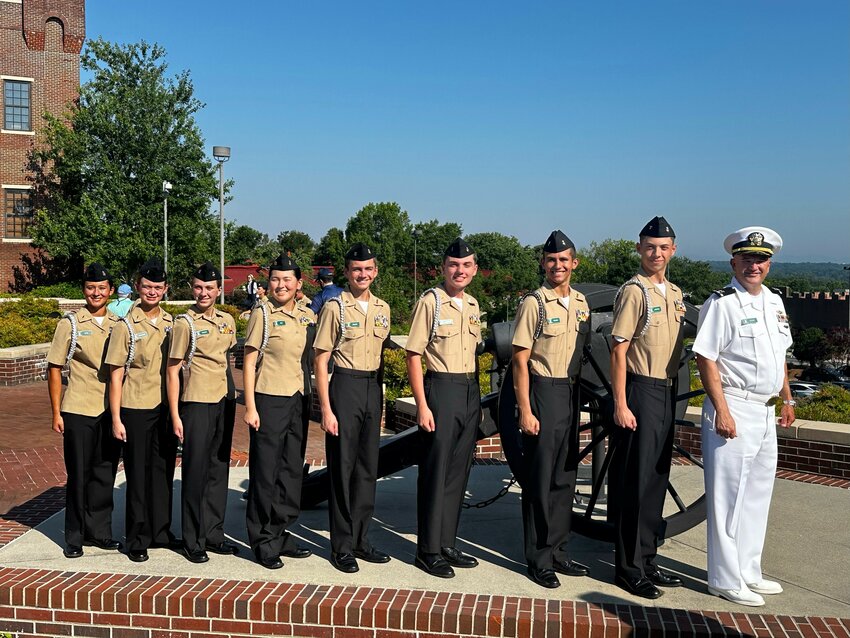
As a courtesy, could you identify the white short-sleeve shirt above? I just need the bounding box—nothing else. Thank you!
[692,278,793,396]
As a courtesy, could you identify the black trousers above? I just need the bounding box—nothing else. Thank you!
[612,377,675,579]
[121,405,177,551]
[521,376,579,570]
[180,398,234,553]
[417,374,480,554]
[246,392,304,561]
[326,370,382,554]
[62,411,120,547]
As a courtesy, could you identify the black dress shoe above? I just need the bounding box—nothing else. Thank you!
[527,567,561,589]
[331,552,359,573]
[258,556,283,570]
[553,558,590,577]
[84,538,123,551]
[206,541,238,555]
[440,547,478,568]
[615,574,663,600]
[128,550,149,563]
[415,552,455,578]
[353,548,391,564]
[183,548,209,564]
[646,569,683,587]
[280,546,312,559]
[63,545,83,559]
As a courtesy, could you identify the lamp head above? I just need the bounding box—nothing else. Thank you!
[212,145,231,162]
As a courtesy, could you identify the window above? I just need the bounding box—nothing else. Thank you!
[3,80,31,131]
[4,189,33,239]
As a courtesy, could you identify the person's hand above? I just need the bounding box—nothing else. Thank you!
[518,408,540,436]
[778,403,795,428]
[52,414,64,434]
[714,410,737,440]
[173,416,184,443]
[417,406,436,432]
[244,408,260,431]
[613,404,637,430]
[112,420,127,442]
[321,411,339,436]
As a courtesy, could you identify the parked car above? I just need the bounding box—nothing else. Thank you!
[789,381,820,398]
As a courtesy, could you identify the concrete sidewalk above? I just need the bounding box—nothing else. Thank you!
[1,464,847,618]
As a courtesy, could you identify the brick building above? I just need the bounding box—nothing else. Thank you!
[0,0,84,290]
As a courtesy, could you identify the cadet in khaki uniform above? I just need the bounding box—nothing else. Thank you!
[105,258,177,562]
[46,263,122,558]
[610,216,686,599]
[406,237,482,579]
[243,254,315,570]
[166,262,237,564]
[314,242,392,574]
[511,230,591,589]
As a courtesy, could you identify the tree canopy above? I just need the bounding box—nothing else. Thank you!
[28,39,223,285]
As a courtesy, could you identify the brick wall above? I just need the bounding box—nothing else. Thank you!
[0,343,49,386]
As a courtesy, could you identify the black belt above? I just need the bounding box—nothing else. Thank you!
[627,373,673,387]
[530,374,575,386]
[426,371,478,382]
[333,367,378,378]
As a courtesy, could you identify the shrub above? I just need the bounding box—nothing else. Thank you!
[0,297,60,319]
[26,282,85,299]
[382,348,494,404]
[0,314,59,348]
[795,384,850,424]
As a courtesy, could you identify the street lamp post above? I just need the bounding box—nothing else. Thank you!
[162,181,172,288]
[412,227,422,299]
[213,146,231,304]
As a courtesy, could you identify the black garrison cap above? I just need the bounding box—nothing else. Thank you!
[138,257,166,282]
[84,262,111,282]
[543,230,575,253]
[269,254,299,275]
[639,215,675,238]
[444,237,475,259]
[193,261,221,283]
[345,242,375,261]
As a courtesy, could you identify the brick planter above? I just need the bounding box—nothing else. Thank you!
[0,343,50,386]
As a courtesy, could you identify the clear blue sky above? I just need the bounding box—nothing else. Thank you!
[88,1,849,262]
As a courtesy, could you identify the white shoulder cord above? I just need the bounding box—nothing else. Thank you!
[257,302,270,361]
[420,288,441,343]
[176,314,197,369]
[120,315,136,371]
[520,291,546,339]
[64,313,79,364]
[326,297,346,351]
[614,276,652,339]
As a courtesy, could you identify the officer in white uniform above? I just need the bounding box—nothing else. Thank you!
[693,226,795,607]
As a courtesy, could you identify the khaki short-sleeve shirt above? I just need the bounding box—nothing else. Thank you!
[314,290,390,371]
[406,284,482,374]
[46,307,120,417]
[104,301,173,409]
[512,283,590,378]
[611,272,685,379]
[168,306,236,403]
[244,299,314,397]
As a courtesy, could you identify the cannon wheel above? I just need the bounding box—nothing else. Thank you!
[497,283,706,543]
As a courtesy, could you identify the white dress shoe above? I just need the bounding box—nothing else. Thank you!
[707,585,765,607]
[747,579,783,595]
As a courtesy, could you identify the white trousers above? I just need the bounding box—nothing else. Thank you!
[701,394,777,590]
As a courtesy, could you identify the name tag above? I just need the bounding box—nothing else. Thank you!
[651,306,662,314]
[438,319,454,326]
[346,321,360,328]
[134,331,147,340]
[79,330,92,336]
[741,318,758,326]
[274,320,286,326]
[196,329,210,336]
[548,317,561,324]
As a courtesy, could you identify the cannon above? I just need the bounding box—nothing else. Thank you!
[301,283,706,543]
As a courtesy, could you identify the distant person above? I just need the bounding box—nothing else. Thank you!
[694,227,794,607]
[108,283,134,317]
[240,283,268,320]
[244,274,259,307]
[46,263,122,559]
[308,268,343,316]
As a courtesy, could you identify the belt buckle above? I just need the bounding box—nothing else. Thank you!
[766,396,781,407]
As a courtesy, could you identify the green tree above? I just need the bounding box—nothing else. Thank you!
[225,224,272,265]
[314,227,346,276]
[28,39,223,285]
[668,256,728,302]
[794,327,831,367]
[574,239,640,286]
[276,230,315,255]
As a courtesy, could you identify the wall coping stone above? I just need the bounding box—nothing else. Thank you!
[0,342,50,359]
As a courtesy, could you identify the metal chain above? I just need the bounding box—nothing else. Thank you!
[462,475,518,509]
